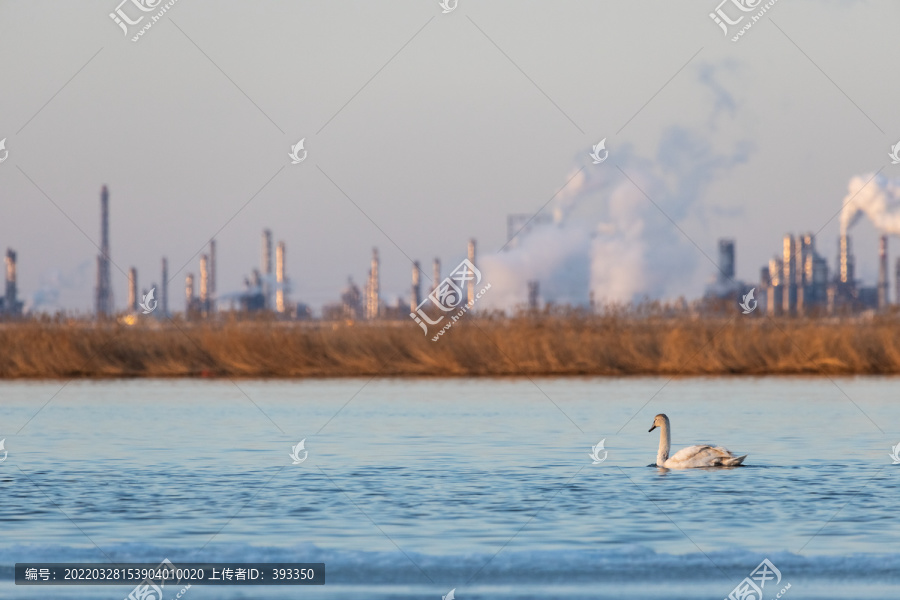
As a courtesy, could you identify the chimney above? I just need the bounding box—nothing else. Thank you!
[128,267,138,312]
[467,238,476,306]
[208,239,217,313]
[367,247,380,319]
[200,254,209,314]
[161,257,168,316]
[262,229,273,310]
[95,185,113,316]
[411,261,421,312]
[5,249,16,311]
[527,280,539,310]
[768,257,783,316]
[878,235,888,310]
[782,234,796,315]
[276,241,286,314]
[839,234,854,284]
[432,258,441,291]
[717,239,735,283]
[185,273,195,311]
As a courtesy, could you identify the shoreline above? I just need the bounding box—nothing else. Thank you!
[2,315,900,379]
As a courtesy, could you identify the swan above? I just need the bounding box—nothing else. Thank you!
[648,413,747,468]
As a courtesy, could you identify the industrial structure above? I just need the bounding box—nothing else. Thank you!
[95,185,114,316]
[0,249,23,317]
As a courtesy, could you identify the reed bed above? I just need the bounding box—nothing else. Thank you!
[1,314,899,378]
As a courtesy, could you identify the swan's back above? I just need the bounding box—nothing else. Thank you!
[665,445,747,468]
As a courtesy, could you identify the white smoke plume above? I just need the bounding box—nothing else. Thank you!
[840,173,900,236]
[477,128,751,311]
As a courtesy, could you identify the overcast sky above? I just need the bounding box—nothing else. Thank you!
[1,0,899,313]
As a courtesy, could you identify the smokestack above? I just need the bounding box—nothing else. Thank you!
[717,239,735,283]
[467,238,476,306]
[262,229,273,310]
[432,258,441,291]
[276,241,286,314]
[161,257,168,316]
[128,267,138,312]
[200,254,209,314]
[768,257,783,316]
[527,280,539,310]
[95,185,113,316]
[879,235,888,310]
[4,249,20,316]
[895,257,900,307]
[185,273,195,311]
[367,247,380,320]
[839,234,854,284]
[411,261,421,313]
[782,234,796,315]
[209,239,216,313]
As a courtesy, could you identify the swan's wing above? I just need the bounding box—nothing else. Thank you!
[667,445,746,468]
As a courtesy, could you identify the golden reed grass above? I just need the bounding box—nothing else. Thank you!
[2,313,900,378]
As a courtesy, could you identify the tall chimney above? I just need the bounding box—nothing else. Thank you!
[467,238,476,306]
[527,280,539,310]
[161,257,168,316]
[782,234,796,315]
[276,241,286,314]
[208,239,217,313]
[367,247,380,319]
[95,185,113,316]
[717,239,735,283]
[200,254,209,314]
[128,267,138,312]
[839,234,854,284]
[411,260,421,312]
[878,235,888,310]
[262,229,273,310]
[895,257,900,307]
[768,257,783,316]
[4,249,19,316]
[432,258,441,291]
[185,273,195,311]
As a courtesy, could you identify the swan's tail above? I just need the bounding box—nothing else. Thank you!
[722,454,747,466]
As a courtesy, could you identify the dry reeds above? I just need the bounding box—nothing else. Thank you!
[1,314,899,378]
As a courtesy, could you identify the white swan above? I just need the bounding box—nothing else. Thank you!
[649,413,747,468]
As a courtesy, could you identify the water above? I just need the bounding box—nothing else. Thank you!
[1,377,898,599]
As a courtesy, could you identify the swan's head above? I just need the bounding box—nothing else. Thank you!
[648,413,669,432]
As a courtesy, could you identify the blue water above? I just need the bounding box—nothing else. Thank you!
[1,377,899,599]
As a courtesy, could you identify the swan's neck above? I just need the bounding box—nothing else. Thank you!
[656,421,671,467]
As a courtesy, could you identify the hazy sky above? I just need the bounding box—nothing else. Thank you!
[2,0,899,313]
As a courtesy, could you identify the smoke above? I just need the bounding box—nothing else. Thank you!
[840,173,900,236]
[27,260,93,313]
[478,128,752,310]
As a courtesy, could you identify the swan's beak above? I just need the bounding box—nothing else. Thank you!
[648,424,657,432]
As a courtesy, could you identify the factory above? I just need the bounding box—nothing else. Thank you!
[0,248,24,317]
[708,230,895,316]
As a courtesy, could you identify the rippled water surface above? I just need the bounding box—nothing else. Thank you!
[1,377,899,599]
